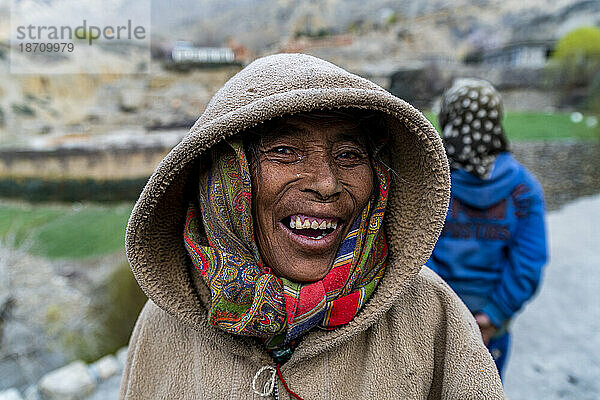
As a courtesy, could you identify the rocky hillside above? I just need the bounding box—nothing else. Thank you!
[151,0,600,60]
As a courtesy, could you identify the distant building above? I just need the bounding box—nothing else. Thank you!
[170,41,235,64]
[466,40,555,68]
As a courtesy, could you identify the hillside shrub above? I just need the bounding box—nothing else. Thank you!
[548,26,600,91]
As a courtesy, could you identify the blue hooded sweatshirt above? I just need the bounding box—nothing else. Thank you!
[426,152,548,327]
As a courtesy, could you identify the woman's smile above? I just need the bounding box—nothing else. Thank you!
[280,214,342,249]
[250,114,374,282]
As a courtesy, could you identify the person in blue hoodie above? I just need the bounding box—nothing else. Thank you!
[427,78,548,379]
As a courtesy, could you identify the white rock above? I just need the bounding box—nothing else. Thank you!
[38,361,96,400]
[23,386,40,400]
[90,355,119,380]
[0,389,24,400]
[116,347,128,368]
[119,89,145,112]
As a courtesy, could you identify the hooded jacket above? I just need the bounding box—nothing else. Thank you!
[120,54,504,399]
[427,152,547,327]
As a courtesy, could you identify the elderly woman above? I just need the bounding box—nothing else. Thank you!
[120,54,504,399]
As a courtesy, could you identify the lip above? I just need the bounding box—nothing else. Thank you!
[278,217,345,253]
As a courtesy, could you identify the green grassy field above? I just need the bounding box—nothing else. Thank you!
[424,111,600,141]
[0,201,147,363]
[0,202,132,259]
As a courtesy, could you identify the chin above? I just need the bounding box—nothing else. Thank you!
[273,263,332,283]
[297,269,331,283]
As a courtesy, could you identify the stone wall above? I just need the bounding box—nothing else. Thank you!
[511,141,600,211]
[0,141,176,202]
[0,146,169,180]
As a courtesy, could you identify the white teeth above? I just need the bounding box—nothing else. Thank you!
[326,221,332,229]
[295,216,302,228]
[318,220,327,229]
[303,220,310,229]
[290,219,296,229]
[311,220,319,229]
[331,221,337,229]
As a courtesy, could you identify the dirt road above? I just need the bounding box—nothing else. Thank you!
[504,194,600,399]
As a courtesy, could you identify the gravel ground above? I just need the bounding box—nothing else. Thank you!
[503,194,600,399]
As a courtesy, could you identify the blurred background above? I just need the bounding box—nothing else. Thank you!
[0,1,598,399]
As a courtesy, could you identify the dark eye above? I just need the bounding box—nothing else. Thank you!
[262,146,301,163]
[337,151,361,160]
[335,147,368,166]
[272,146,295,155]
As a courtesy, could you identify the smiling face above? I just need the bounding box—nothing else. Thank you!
[250,113,374,282]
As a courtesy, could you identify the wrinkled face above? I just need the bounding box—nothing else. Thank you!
[251,115,374,282]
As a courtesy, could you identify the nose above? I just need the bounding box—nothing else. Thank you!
[301,154,342,201]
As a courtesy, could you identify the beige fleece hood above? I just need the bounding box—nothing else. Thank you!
[122,54,507,400]
[126,53,450,344]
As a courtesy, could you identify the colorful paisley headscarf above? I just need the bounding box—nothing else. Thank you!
[184,137,389,349]
[439,78,509,179]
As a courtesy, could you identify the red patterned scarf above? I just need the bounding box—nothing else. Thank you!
[184,138,389,348]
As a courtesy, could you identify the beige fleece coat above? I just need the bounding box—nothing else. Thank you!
[121,53,504,399]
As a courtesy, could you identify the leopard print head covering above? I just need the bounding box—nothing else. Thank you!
[439,78,509,179]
